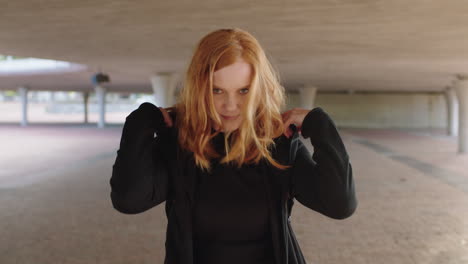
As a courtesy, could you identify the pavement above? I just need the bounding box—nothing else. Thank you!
[0,123,467,264]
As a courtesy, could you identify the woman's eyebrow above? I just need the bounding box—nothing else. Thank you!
[213,85,250,90]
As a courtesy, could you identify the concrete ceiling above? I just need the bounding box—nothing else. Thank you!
[1,0,468,93]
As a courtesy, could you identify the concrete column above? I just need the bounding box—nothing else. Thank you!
[444,86,458,136]
[299,85,318,109]
[17,86,29,127]
[150,73,179,107]
[83,91,89,124]
[454,75,468,153]
[94,86,106,128]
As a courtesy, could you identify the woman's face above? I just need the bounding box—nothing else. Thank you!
[212,58,252,132]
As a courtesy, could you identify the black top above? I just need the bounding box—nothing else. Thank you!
[192,132,275,264]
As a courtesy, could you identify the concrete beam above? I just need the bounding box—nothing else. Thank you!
[454,75,468,154]
[94,86,106,128]
[150,73,179,108]
[299,85,318,109]
[17,86,29,127]
[444,86,458,136]
[83,91,89,124]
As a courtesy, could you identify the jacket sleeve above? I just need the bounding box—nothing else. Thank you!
[290,107,357,220]
[110,102,171,214]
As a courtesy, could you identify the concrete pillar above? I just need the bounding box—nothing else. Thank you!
[454,75,468,154]
[83,91,89,124]
[444,86,458,136]
[94,86,106,128]
[17,86,29,127]
[150,73,179,107]
[299,85,318,109]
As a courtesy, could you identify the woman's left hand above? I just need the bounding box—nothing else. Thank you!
[281,108,311,138]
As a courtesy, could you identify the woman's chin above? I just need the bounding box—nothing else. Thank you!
[213,122,241,133]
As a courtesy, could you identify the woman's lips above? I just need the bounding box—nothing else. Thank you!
[221,115,239,120]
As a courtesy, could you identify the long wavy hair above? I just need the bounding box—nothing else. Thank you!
[170,28,290,173]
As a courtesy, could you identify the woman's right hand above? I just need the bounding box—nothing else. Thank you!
[158,107,173,127]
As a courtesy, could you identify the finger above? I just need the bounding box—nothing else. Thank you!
[282,111,291,126]
[282,109,292,120]
[283,120,292,138]
[166,110,173,127]
[165,111,173,127]
[159,107,173,127]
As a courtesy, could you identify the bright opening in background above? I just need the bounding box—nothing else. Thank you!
[0,55,87,76]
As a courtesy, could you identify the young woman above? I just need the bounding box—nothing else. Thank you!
[110,28,357,264]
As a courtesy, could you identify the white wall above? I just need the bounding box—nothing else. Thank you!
[286,92,447,129]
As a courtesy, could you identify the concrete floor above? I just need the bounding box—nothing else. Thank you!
[0,124,467,264]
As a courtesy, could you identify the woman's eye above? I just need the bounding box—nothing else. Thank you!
[240,88,249,94]
[213,88,222,94]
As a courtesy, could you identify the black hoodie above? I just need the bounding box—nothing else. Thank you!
[109,102,357,264]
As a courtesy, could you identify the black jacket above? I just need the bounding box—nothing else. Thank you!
[110,102,357,264]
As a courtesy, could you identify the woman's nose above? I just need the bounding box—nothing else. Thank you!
[224,96,239,111]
